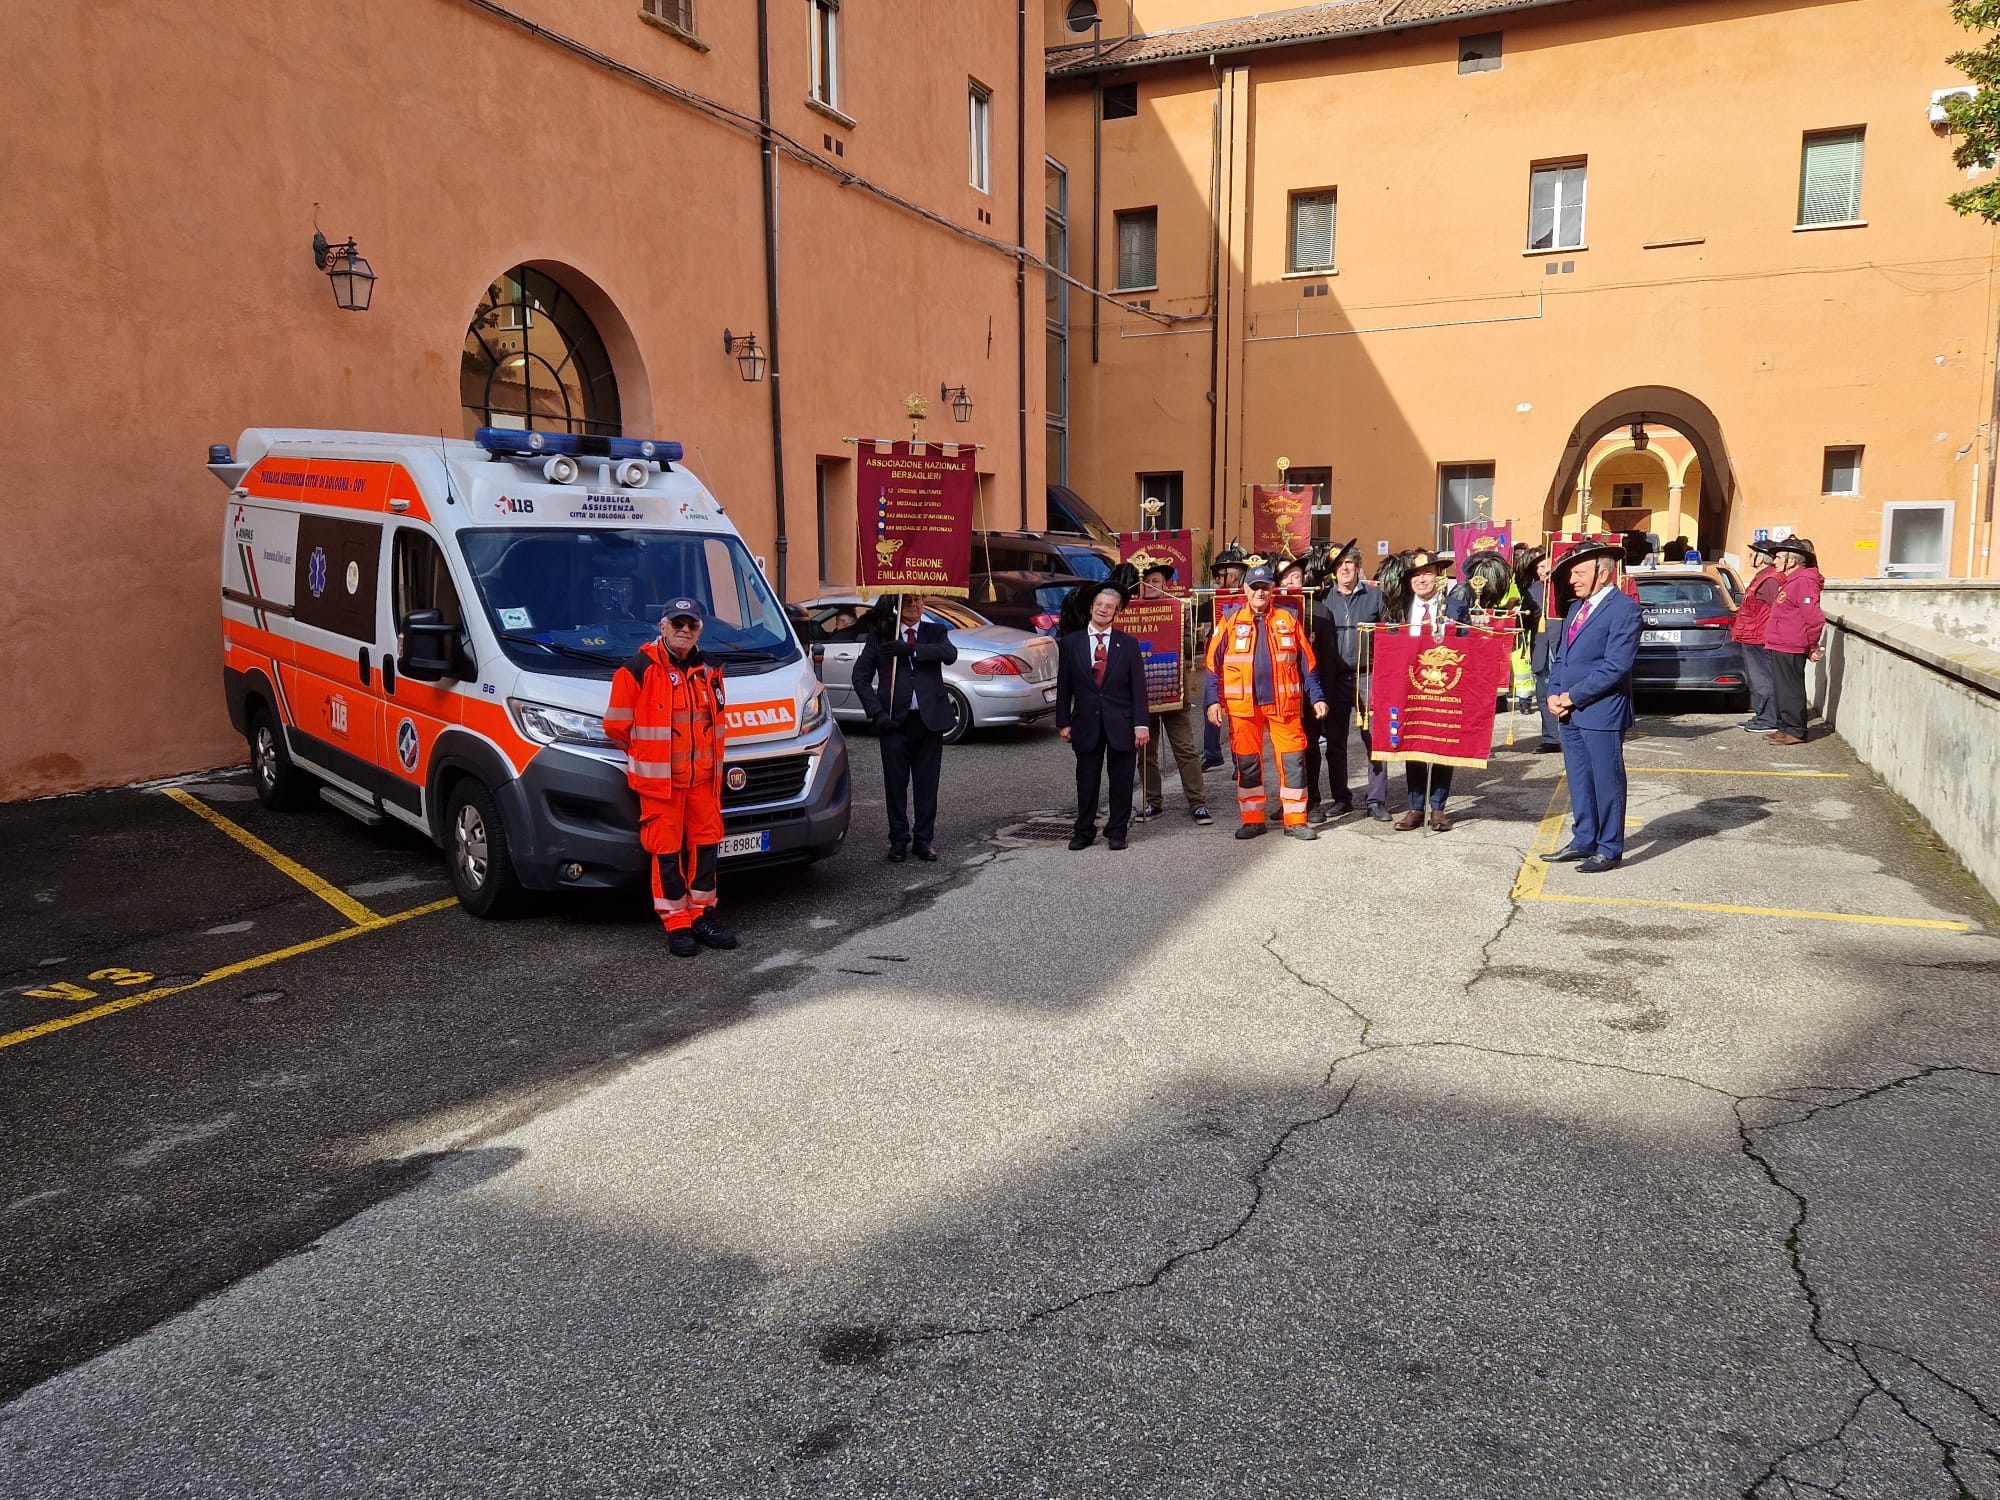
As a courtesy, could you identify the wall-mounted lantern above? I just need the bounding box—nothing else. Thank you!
[312,230,376,312]
[1629,416,1650,452]
[940,383,973,423]
[723,329,768,383]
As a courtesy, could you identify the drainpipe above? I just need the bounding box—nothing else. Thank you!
[756,0,790,596]
[1091,77,1102,364]
[1206,54,1223,543]
[1017,0,1029,527]
[1983,302,2000,578]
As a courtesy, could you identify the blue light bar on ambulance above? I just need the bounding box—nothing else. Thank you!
[474,427,682,464]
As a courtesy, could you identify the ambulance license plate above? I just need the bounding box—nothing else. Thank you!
[1641,629,1683,645]
[719,830,771,859]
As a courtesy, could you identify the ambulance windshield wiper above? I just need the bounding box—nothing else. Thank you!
[498,631,625,667]
[704,647,787,664]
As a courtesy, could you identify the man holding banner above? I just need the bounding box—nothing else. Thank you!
[1205,563,1326,841]
[1393,550,1471,832]
[1135,561,1211,824]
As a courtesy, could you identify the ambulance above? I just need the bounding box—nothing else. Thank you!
[210,427,849,916]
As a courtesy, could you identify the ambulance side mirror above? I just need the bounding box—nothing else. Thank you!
[401,609,457,681]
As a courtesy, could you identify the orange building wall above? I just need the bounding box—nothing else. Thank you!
[0,0,1041,799]
[1046,0,1997,578]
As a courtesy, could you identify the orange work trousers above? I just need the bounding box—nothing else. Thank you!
[639,783,724,932]
[1227,708,1309,827]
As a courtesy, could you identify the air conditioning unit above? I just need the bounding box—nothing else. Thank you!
[1930,85,1977,128]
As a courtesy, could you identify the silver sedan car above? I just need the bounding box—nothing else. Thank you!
[794,594,1061,744]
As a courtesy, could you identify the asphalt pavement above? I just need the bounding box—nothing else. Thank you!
[3,707,1997,1498]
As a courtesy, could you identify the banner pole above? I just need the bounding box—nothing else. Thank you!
[886,591,902,723]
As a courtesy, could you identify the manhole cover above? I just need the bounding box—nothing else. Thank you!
[993,815,1077,847]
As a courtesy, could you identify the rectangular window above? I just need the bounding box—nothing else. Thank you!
[1799,128,1865,226]
[968,81,992,193]
[1881,502,1952,578]
[1436,463,1495,550]
[1822,445,1863,495]
[1288,190,1337,274]
[1612,482,1644,507]
[643,0,697,32]
[1046,158,1069,485]
[1458,31,1501,72]
[1139,472,1184,532]
[1287,466,1333,540]
[815,455,853,584]
[1102,81,1138,119]
[1528,160,1586,251]
[809,0,840,111]
[1115,207,1157,290]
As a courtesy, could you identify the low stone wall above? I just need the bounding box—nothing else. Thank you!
[1819,580,2000,649]
[1811,600,2000,904]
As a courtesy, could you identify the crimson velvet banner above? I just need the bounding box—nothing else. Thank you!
[1118,529,1195,593]
[1367,627,1513,769]
[1250,485,1312,558]
[1453,520,1512,572]
[1118,598,1187,711]
[857,441,976,598]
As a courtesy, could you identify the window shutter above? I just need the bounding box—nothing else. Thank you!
[1291,192,1336,271]
[1799,130,1863,225]
[1117,210,1157,288]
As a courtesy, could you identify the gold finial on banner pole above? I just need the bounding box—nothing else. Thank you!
[1474,492,1493,524]
[903,392,929,443]
[1140,495,1164,534]
[1276,456,1291,484]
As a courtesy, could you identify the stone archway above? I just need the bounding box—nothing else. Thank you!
[1541,387,1739,554]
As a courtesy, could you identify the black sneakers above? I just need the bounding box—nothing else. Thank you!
[691,914,738,950]
[666,928,697,958]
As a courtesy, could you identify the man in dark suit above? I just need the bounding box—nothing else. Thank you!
[1057,583,1151,850]
[1545,539,1644,873]
[854,594,959,863]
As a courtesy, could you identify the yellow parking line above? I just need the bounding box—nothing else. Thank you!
[0,898,458,1051]
[1626,767,1850,778]
[1524,891,1970,932]
[1509,778,1570,901]
[162,787,378,925]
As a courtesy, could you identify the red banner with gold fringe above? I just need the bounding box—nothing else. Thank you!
[1366,626,1512,768]
[857,441,975,598]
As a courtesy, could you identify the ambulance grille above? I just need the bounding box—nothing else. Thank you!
[722,753,812,809]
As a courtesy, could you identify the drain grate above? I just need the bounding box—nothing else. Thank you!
[992,814,1078,846]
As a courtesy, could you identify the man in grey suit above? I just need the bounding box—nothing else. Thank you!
[855,594,959,863]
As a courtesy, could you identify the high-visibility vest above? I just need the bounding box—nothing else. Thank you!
[604,640,725,796]
[1207,602,1315,715]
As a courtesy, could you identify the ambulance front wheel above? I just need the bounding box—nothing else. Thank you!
[445,779,526,919]
[248,707,316,812]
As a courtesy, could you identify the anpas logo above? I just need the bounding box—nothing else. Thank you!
[396,717,420,772]
[723,702,797,734]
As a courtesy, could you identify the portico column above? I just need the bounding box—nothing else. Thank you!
[1667,483,1685,540]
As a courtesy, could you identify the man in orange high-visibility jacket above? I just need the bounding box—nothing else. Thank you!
[1205,563,1328,841]
[604,597,738,958]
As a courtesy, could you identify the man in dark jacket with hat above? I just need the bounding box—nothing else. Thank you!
[1762,537,1826,745]
[1546,538,1643,872]
[1307,539,1389,820]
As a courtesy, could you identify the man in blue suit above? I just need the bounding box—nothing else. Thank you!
[1545,539,1643,873]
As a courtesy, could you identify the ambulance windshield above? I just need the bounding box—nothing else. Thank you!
[459,528,799,678]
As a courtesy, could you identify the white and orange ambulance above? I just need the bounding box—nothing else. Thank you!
[211,427,849,916]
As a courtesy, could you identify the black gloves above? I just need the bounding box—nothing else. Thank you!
[873,713,895,733]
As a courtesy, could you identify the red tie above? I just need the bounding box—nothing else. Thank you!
[1566,601,1589,645]
[905,626,917,647]
[1092,634,1107,685]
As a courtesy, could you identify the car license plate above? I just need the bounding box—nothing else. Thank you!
[1042,686,1058,703]
[1641,629,1683,645]
[718,830,771,859]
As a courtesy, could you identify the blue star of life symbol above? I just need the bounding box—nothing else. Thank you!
[307,546,329,598]
[396,718,419,771]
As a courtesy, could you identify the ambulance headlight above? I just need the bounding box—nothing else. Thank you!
[799,688,827,733]
[509,698,614,747]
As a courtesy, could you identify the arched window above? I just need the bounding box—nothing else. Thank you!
[460,266,622,437]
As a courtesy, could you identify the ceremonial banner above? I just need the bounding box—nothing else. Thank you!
[856,442,976,598]
[1119,598,1187,711]
[1250,484,1312,558]
[1367,627,1513,769]
[1453,520,1512,572]
[1118,529,1195,594]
